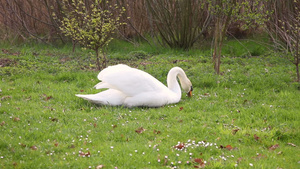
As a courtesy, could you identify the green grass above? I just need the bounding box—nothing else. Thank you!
[0,39,299,168]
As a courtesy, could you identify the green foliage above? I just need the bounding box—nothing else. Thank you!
[0,41,299,168]
[55,0,126,69]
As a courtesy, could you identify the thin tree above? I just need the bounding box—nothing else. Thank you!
[208,0,267,74]
[266,0,300,82]
[56,0,126,70]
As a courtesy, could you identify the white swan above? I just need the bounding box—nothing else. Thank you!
[76,64,193,107]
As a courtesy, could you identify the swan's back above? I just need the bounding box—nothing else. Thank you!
[95,64,167,97]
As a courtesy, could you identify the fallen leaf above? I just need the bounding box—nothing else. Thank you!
[79,151,90,157]
[253,153,267,160]
[45,96,53,101]
[232,129,239,135]
[80,90,84,92]
[269,144,279,150]
[112,124,117,128]
[153,130,161,134]
[135,127,145,134]
[237,157,243,163]
[13,117,20,122]
[194,158,205,168]
[30,145,37,150]
[277,151,283,155]
[96,165,104,169]
[51,118,58,122]
[0,121,5,126]
[254,134,260,141]
[226,145,233,151]
[20,143,26,148]
[1,96,12,100]
[287,143,297,147]
[69,144,75,149]
[179,107,183,111]
[12,162,18,166]
[174,143,185,150]
[54,142,59,147]
[94,123,97,128]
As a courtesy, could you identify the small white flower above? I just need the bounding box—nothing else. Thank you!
[165,156,168,159]
[110,146,114,149]
[176,154,179,156]
[158,159,161,162]
[135,150,138,153]
[189,153,193,156]
[249,163,253,166]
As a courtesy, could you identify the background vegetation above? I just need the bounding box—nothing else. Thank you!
[0,0,299,168]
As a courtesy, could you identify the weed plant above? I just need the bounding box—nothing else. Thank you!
[0,39,299,168]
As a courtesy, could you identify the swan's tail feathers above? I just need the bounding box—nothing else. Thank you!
[76,90,125,106]
[75,94,105,104]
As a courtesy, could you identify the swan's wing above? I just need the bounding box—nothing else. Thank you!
[96,64,166,96]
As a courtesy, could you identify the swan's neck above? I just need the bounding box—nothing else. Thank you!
[167,67,186,99]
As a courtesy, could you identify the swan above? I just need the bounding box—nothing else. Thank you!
[76,64,193,107]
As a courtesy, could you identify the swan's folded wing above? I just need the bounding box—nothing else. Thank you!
[96,64,166,96]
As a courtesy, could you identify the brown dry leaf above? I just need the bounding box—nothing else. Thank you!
[79,151,90,157]
[153,130,161,134]
[237,157,243,163]
[287,143,297,147]
[69,144,75,149]
[174,143,185,150]
[13,117,20,122]
[269,144,279,150]
[179,107,184,111]
[51,118,58,122]
[135,127,145,134]
[194,158,205,168]
[20,143,26,148]
[226,145,233,151]
[1,96,11,100]
[0,121,5,126]
[277,151,283,155]
[112,124,117,129]
[232,129,239,135]
[30,145,37,150]
[93,123,97,128]
[253,153,267,160]
[54,142,59,147]
[96,165,104,169]
[254,134,260,141]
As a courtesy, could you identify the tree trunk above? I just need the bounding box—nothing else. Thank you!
[95,49,101,70]
[296,62,299,82]
[101,50,107,69]
[213,18,222,75]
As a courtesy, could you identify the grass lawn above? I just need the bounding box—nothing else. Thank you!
[0,39,299,168]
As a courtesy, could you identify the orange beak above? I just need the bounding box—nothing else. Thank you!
[187,90,192,97]
[187,86,193,97]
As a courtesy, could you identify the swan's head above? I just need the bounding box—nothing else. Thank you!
[181,78,193,97]
[168,67,193,97]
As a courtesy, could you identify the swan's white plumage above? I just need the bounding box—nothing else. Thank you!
[76,64,192,107]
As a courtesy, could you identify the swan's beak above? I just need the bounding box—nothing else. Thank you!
[187,86,193,97]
